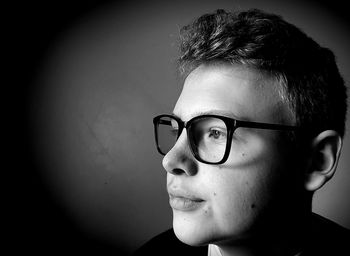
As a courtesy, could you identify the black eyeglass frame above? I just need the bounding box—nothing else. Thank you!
[153,114,299,165]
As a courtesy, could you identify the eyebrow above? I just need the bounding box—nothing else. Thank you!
[172,110,247,122]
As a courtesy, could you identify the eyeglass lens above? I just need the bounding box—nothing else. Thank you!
[157,116,228,163]
[157,116,179,155]
[189,117,227,162]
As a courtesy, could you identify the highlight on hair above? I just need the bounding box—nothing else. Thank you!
[178,9,347,139]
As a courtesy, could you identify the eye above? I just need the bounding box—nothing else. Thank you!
[170,119,180,137]
[208,128,226,140]
[170,127,179,137]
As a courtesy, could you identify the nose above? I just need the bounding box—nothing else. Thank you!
[162,130,198,176]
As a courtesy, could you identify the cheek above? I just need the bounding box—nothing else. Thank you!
[208,172,262,234]
[206,137,290,234]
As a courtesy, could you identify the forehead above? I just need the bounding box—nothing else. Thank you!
[174,64,294,124]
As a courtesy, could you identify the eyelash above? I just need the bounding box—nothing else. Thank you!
[208,128,226,139]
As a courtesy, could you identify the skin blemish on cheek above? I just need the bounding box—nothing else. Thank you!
[213,192,217,196]
[251,203,256,209]
[203,205,212,215]
[242,152,246,157]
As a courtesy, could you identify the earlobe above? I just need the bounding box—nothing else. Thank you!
[304,130,342,192]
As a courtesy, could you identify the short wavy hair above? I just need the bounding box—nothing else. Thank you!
[178,9,347,139]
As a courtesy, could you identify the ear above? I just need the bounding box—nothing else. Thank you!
[304,130,342,192]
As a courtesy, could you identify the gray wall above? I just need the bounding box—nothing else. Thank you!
[30,0,350,254]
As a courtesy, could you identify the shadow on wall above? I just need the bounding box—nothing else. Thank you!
[23,0,350,255]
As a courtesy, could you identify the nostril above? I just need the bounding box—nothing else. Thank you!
[172,168,185,175]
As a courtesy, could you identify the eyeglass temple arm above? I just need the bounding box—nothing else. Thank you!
[235,120,299,131]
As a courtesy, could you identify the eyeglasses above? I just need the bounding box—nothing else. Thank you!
[153,114,299,165]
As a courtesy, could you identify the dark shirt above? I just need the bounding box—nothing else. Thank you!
[134,213,349,256]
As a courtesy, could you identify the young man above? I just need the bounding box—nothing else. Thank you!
[135,9,349,256]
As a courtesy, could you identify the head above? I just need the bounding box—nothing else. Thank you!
[155,9,347,247]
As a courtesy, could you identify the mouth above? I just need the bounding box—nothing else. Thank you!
[168,193,205,211]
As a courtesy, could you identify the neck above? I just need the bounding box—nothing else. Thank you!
[217,211,312,256]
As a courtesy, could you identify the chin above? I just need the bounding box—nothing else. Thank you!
[172,214,213,246]
[173,226,207,246]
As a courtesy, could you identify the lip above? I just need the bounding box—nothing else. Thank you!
[168,192,205,211]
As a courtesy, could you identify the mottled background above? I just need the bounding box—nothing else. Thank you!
[14,0,350,255]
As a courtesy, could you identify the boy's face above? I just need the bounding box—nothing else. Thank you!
[163,64,300,246]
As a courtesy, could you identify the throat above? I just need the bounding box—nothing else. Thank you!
[215,216,310,256]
